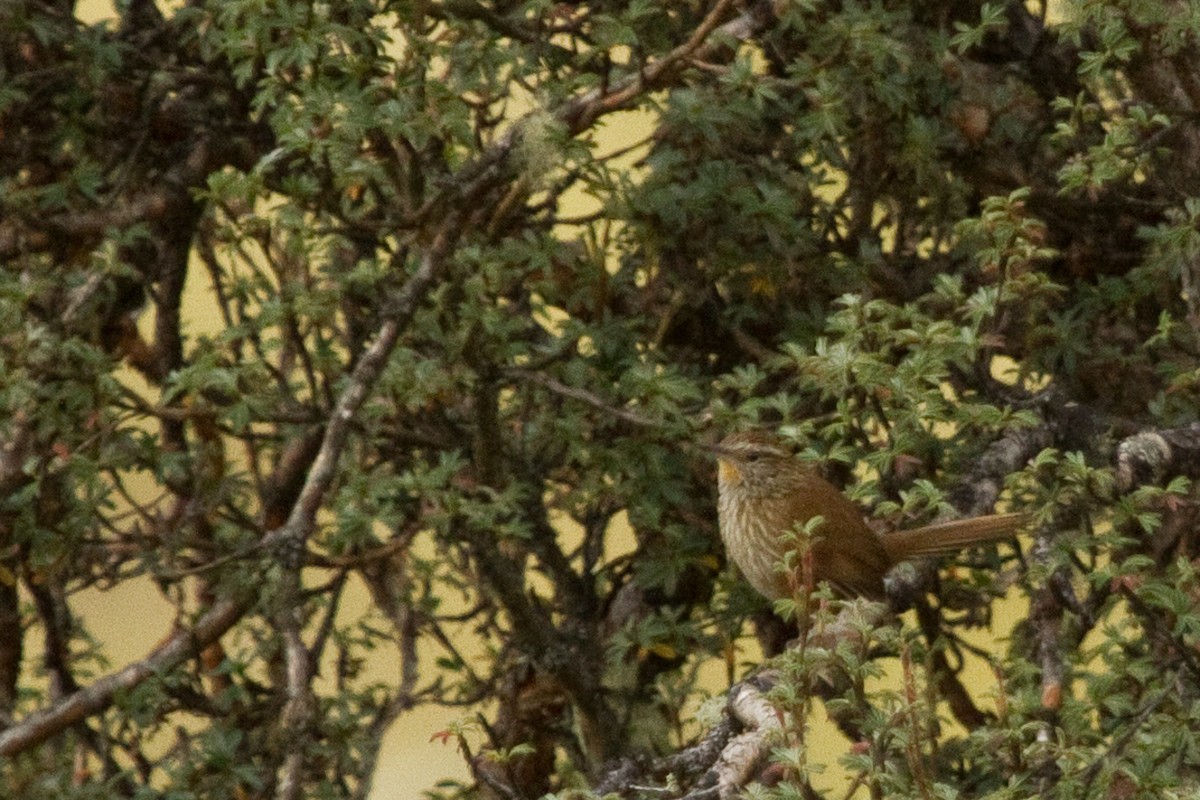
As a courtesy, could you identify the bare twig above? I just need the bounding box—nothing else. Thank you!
[505,367,664,429]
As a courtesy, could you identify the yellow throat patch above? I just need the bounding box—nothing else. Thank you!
[717,459,741,485]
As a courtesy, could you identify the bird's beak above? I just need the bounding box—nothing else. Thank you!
[697,439,735,458]
[698,439,743,484]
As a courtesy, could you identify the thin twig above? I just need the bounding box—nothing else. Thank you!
[505,367,663,429]
[0,227,458,758]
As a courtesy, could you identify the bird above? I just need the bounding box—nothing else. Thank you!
[715,430,1023,602]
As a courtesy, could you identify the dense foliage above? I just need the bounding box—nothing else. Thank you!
[3,1,1200,798]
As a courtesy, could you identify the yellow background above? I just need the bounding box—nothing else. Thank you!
[69,3,468,797]
[65,4,1024,799]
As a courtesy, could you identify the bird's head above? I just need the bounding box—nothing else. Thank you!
[713,430,793,489]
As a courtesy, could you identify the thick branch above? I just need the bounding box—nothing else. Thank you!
[0,593,244,756]
[592,673,786,800]
[1114,422,1200,493]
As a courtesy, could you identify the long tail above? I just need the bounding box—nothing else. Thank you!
[881,512,1025,563]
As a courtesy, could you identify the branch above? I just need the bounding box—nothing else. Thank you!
[0,230,458,758]
[711,679,784,800]
[947,423,1054,516]
[558,0,777,133]
[0,0,790,769]
[261,232,457,797]
[1114,422,1200,493]
[1078,684,1172,795]
[0,592,245,756]
[912,599,989,730]
[263,224,457,553]
[505,367,664,430]
[592,673,787,800]
[406,0,781,235]
[0,133,248,262]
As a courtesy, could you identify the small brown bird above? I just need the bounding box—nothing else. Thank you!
[716,430,1022,601]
